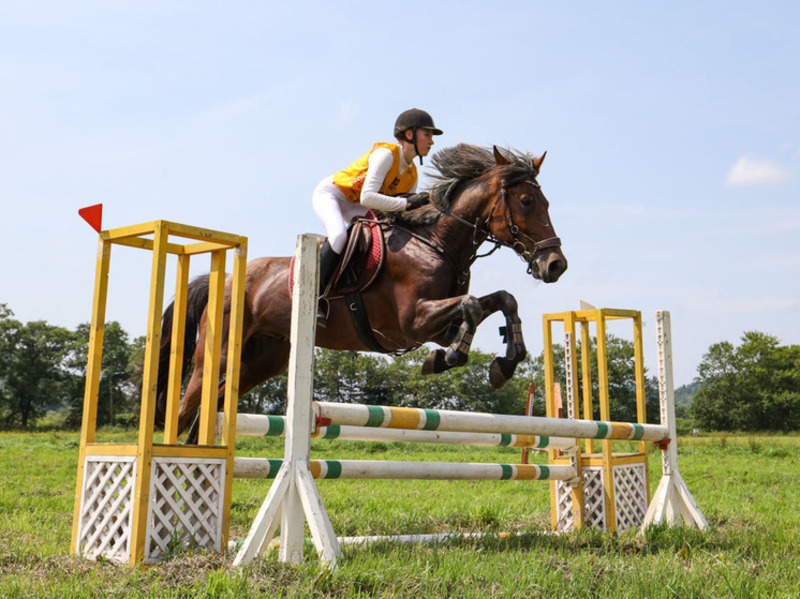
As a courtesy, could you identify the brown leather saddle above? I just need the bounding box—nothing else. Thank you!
[323,217,384,299]
[289,217,384,298]
[289,216,389,352]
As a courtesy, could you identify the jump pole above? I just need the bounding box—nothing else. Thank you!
[220,412,577,451]
[641,311,708,529]
[232,234,340,568]
[314,402,669,442]
[233,458,576,481]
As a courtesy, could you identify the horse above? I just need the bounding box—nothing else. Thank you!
[155,144,567,440]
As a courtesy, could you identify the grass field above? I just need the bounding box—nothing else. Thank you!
[2,431,800,598]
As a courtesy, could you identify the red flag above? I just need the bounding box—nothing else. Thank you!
[79,204,103,233]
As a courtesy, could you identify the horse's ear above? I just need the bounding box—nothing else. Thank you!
[493,145,510,166]
[532,151,547,172]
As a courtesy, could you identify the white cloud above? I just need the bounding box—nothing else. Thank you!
[724,156,790,187]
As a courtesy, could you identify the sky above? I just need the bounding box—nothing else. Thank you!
[1,2,798,388]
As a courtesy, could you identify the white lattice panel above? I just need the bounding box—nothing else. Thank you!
[613,462,648,531]
[555,466,607,531]
[581,467,607,529]
[76,455,136,564]
[555,462,648,532]
[144,457,226,563]
[554,481,574,532]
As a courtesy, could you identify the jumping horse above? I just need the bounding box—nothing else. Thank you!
[155,144,567,440]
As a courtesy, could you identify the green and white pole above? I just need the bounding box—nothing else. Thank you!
[314,402,669,442]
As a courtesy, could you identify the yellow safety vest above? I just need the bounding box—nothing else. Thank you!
[332,143,417,204]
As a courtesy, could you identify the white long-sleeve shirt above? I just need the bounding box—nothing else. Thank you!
[359,146,417,212]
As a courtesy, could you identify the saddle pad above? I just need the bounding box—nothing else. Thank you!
[288,219,384,298]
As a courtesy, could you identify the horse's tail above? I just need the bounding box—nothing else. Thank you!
[154,275,211,428]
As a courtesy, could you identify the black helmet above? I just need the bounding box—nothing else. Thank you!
[394,108,443,165]
[394,108,443,138]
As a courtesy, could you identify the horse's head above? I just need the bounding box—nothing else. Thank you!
[416,144,568,283]
[482,146,567,283]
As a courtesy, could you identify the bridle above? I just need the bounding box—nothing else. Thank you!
[441,178,562,277]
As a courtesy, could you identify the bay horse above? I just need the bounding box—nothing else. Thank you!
[156,144,567,440]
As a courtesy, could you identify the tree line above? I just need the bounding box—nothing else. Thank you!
[2,302,798,432]
[692,331,800,432]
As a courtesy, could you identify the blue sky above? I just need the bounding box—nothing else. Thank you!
[1,2,798,387]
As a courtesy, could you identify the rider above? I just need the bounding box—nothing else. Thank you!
[311,108,444,324]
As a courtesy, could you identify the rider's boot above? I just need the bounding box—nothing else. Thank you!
[316,240,339,327]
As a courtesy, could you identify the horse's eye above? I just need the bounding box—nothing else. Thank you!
[519,195,534,209]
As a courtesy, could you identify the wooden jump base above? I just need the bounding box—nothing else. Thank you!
[233,457,577,481]
[220,412,577,451]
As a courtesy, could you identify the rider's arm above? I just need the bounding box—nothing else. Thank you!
[360,147,415,211]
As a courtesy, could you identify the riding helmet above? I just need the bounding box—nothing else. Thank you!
[394,108,444,138]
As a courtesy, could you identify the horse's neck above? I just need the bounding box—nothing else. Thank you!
[430,189,492,270]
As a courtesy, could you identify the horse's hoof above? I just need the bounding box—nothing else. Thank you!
[489,357,517,389]
[445,348,468,367]
[421,349,448,375]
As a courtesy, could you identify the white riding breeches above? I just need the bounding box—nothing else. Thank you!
[312,176,371,254]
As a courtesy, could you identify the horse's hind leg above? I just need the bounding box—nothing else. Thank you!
[178,363,205,436]
[183,334,292,444]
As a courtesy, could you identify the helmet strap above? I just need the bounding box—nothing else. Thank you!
[410,128,423,165]
[400,129,422,165]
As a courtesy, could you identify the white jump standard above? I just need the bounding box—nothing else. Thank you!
[642,311,708,529]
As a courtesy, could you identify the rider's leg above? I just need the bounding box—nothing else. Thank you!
[318,239,339,292]
[312,179,353,325]
[316,239,340,324]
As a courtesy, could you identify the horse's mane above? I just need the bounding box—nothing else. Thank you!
[376,144,539,227]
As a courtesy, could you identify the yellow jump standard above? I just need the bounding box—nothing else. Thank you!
[543,308,650,532]
[70,220,247,566]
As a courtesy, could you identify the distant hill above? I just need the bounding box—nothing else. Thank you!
[675,382,700,407]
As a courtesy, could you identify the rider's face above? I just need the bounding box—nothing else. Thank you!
[415,129,435,156]
[402,128,436,158]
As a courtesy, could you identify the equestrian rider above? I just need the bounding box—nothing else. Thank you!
[311,108,444,324]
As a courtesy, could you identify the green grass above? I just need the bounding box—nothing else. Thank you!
[2,431,800,597]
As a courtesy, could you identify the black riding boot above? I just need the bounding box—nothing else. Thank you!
[317,240,339,327]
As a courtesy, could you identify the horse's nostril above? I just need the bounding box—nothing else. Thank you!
[547,259,567,281]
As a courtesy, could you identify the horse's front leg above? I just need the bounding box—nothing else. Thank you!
[473,290,527,389]
[406,294,484,376]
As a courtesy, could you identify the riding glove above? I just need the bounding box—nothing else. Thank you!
[403,192,429,210]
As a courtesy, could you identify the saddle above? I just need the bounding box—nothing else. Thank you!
[288,216,384,298]
[324,217,385,299]
[289,215,389,352]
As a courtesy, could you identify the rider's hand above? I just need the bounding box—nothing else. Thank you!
[403,192,429,210]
